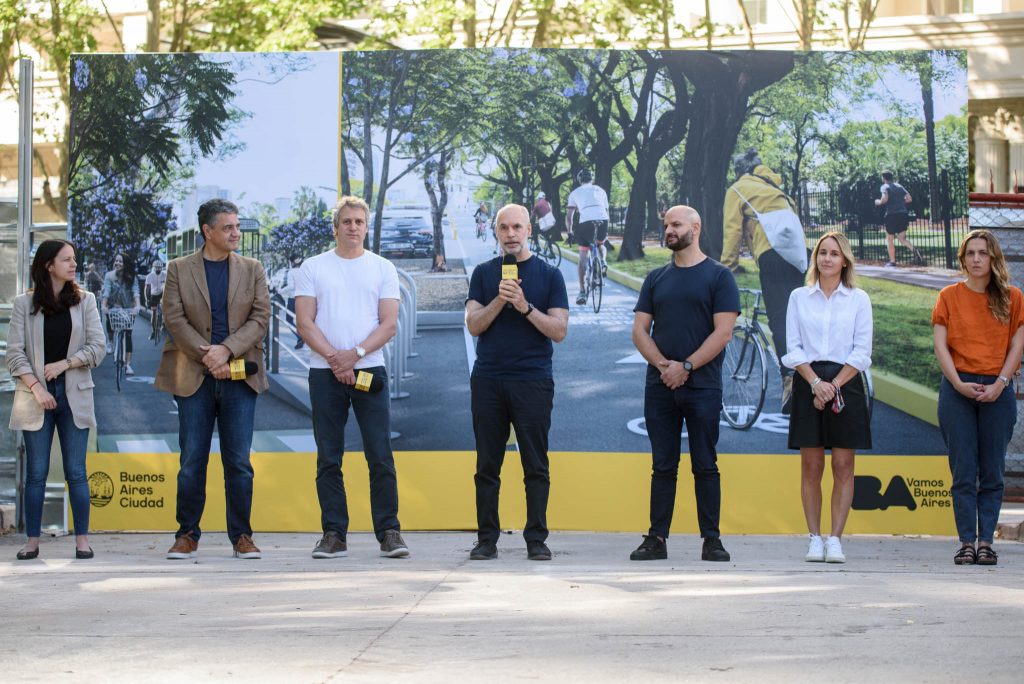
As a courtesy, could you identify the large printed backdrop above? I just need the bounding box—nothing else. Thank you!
[62,49,968,533]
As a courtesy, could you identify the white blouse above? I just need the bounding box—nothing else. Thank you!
[781,281,873,372]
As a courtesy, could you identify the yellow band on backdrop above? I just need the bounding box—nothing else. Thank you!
[84,452,955,535]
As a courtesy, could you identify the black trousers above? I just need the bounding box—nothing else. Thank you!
[471,376,554,544]
[757,249,805,377]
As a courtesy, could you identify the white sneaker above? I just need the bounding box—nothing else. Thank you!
[106,342,113,354]
[125,364,135,376]
[825,536,846,563]
[805,534,825,562]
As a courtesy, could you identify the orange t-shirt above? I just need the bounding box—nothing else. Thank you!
[931,282,1024,375]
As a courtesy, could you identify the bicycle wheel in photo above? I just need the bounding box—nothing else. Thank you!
[152,310,163,346]
[721,326,767,429]
[546,240,562,268]
[589,255,603,313]
[114,331,125,392]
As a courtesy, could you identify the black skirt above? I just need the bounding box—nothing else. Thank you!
[788,361,872,450]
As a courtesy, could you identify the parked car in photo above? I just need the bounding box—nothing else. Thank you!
[375,209,434,259]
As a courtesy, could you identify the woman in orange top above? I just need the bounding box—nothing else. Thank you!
[932,230,1024,566]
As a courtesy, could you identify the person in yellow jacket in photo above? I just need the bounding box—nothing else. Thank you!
[722,148,808,414]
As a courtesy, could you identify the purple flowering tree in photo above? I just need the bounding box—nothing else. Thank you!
[267,216,334,264]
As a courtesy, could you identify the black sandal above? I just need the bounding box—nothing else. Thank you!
[953,545,976,565]
[976,546,998,566]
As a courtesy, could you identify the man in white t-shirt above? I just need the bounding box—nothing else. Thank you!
[294,196,409,560]
[565,168,610,305]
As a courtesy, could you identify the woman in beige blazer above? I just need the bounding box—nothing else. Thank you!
[7,240,106,559]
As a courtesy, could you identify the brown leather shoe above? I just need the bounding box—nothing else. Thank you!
[166,534,198,560]
[233,534,261,559]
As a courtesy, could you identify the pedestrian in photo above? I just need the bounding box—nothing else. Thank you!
[294,196,410,560]
[7,239,106,560]
[782,231,873,564]
[933,229,1024,566]
[156,199,270,560]
[83,261,103,300]
[465,204,568,561]
[282,254,305,349]
[101,252,140,376]
[629,205,739,563]
[875,170,925,268]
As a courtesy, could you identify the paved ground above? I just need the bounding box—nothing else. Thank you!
[1,530,1022,682]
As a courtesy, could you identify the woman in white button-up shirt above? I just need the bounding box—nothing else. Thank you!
[782,231,873,564]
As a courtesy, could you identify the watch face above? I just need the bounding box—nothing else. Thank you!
[683,361,693,371]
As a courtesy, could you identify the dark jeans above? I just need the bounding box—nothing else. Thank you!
[309,367,399,541]
[758,249,804,378]
[938,374,1017,544]
[644,381,723,539]
[471,376,554,544]
[22,376,90,537]
[174,375,257,543]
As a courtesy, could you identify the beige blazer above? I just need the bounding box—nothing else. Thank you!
[154,250,270,397]
[7,291,107,431]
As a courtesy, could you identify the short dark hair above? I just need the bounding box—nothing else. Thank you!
[881,171,894,182]
[198,199,239,238]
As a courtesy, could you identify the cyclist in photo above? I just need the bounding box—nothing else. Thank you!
[145,259,166,341]
[533,192,554,234]
[102,252,140,376]
[782,231,873,565]
[875,170,925,268]
[474,202,490,240]
[565,168,610,305]
[723,148,806,413]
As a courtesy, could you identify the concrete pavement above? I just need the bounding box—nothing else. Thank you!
[2,531,1022,682]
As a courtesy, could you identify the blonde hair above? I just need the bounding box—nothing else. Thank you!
[332,196,370,228]
[958,229,1012,323]
[806,231,856,288]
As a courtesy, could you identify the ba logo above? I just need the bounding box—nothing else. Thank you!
[88,471,114,508]
[852,475,916,511]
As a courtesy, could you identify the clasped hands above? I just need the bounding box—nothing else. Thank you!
[957,379,1004,403]
[811,378,838,411]
[199,343,233,380]
[657,360,689,390]
[325,347,361,385]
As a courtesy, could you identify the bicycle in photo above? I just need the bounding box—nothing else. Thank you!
[530,229,562,268]
[582,242,603,313]
[476,217,487,240]
[150,302,164,346]
[107,307,136,392]
[721,288,873,430]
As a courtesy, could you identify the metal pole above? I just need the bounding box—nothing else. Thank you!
[396,268,420,343]
[17,58,33,293]
[271,299,280,374]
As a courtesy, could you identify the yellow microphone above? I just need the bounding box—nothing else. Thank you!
[501,253,518,309]
[204,359,258,380]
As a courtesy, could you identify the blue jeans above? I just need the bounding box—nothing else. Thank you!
[309,367,400,541]
[22,376,90,537]
[938,374,1016,544]
[174,375,257,543]
[644,382,723,539]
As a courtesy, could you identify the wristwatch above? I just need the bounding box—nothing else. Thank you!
[522,303,535,317]
[682,360,694,372]
[354,345,366,359]
[65,357,75,369]
[999,375,1011,387]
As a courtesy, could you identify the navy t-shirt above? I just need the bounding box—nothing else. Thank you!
[204,257,230,344]
[468,255,568,380]
[634,257,740,390]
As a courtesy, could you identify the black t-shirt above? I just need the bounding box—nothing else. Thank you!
[203,258,230,345]
[43,308,72,365]
[882,183,908,215]
[634,257,740,390]
[468,255,568,380]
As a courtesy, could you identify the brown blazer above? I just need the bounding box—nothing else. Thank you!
[154,250,270,397]
[7,291,106,431]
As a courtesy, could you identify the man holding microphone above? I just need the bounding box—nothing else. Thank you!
[465,204,569,561]
[157,199,270,560]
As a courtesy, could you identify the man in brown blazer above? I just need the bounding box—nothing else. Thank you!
[155,199,270,560]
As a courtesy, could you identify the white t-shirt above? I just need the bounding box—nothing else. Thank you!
[145,270,166,296]
[292,249,400,370]
[567,183,609,223]
[279,266,302,299]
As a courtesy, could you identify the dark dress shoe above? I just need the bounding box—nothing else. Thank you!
[16,548,39,560]
[75,547,94,559]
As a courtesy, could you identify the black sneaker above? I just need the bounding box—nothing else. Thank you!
[527,541,552,561]
[312,531,347,559]
[701,537,731,562]
[470,540,497,560]
[629,535,667,561]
